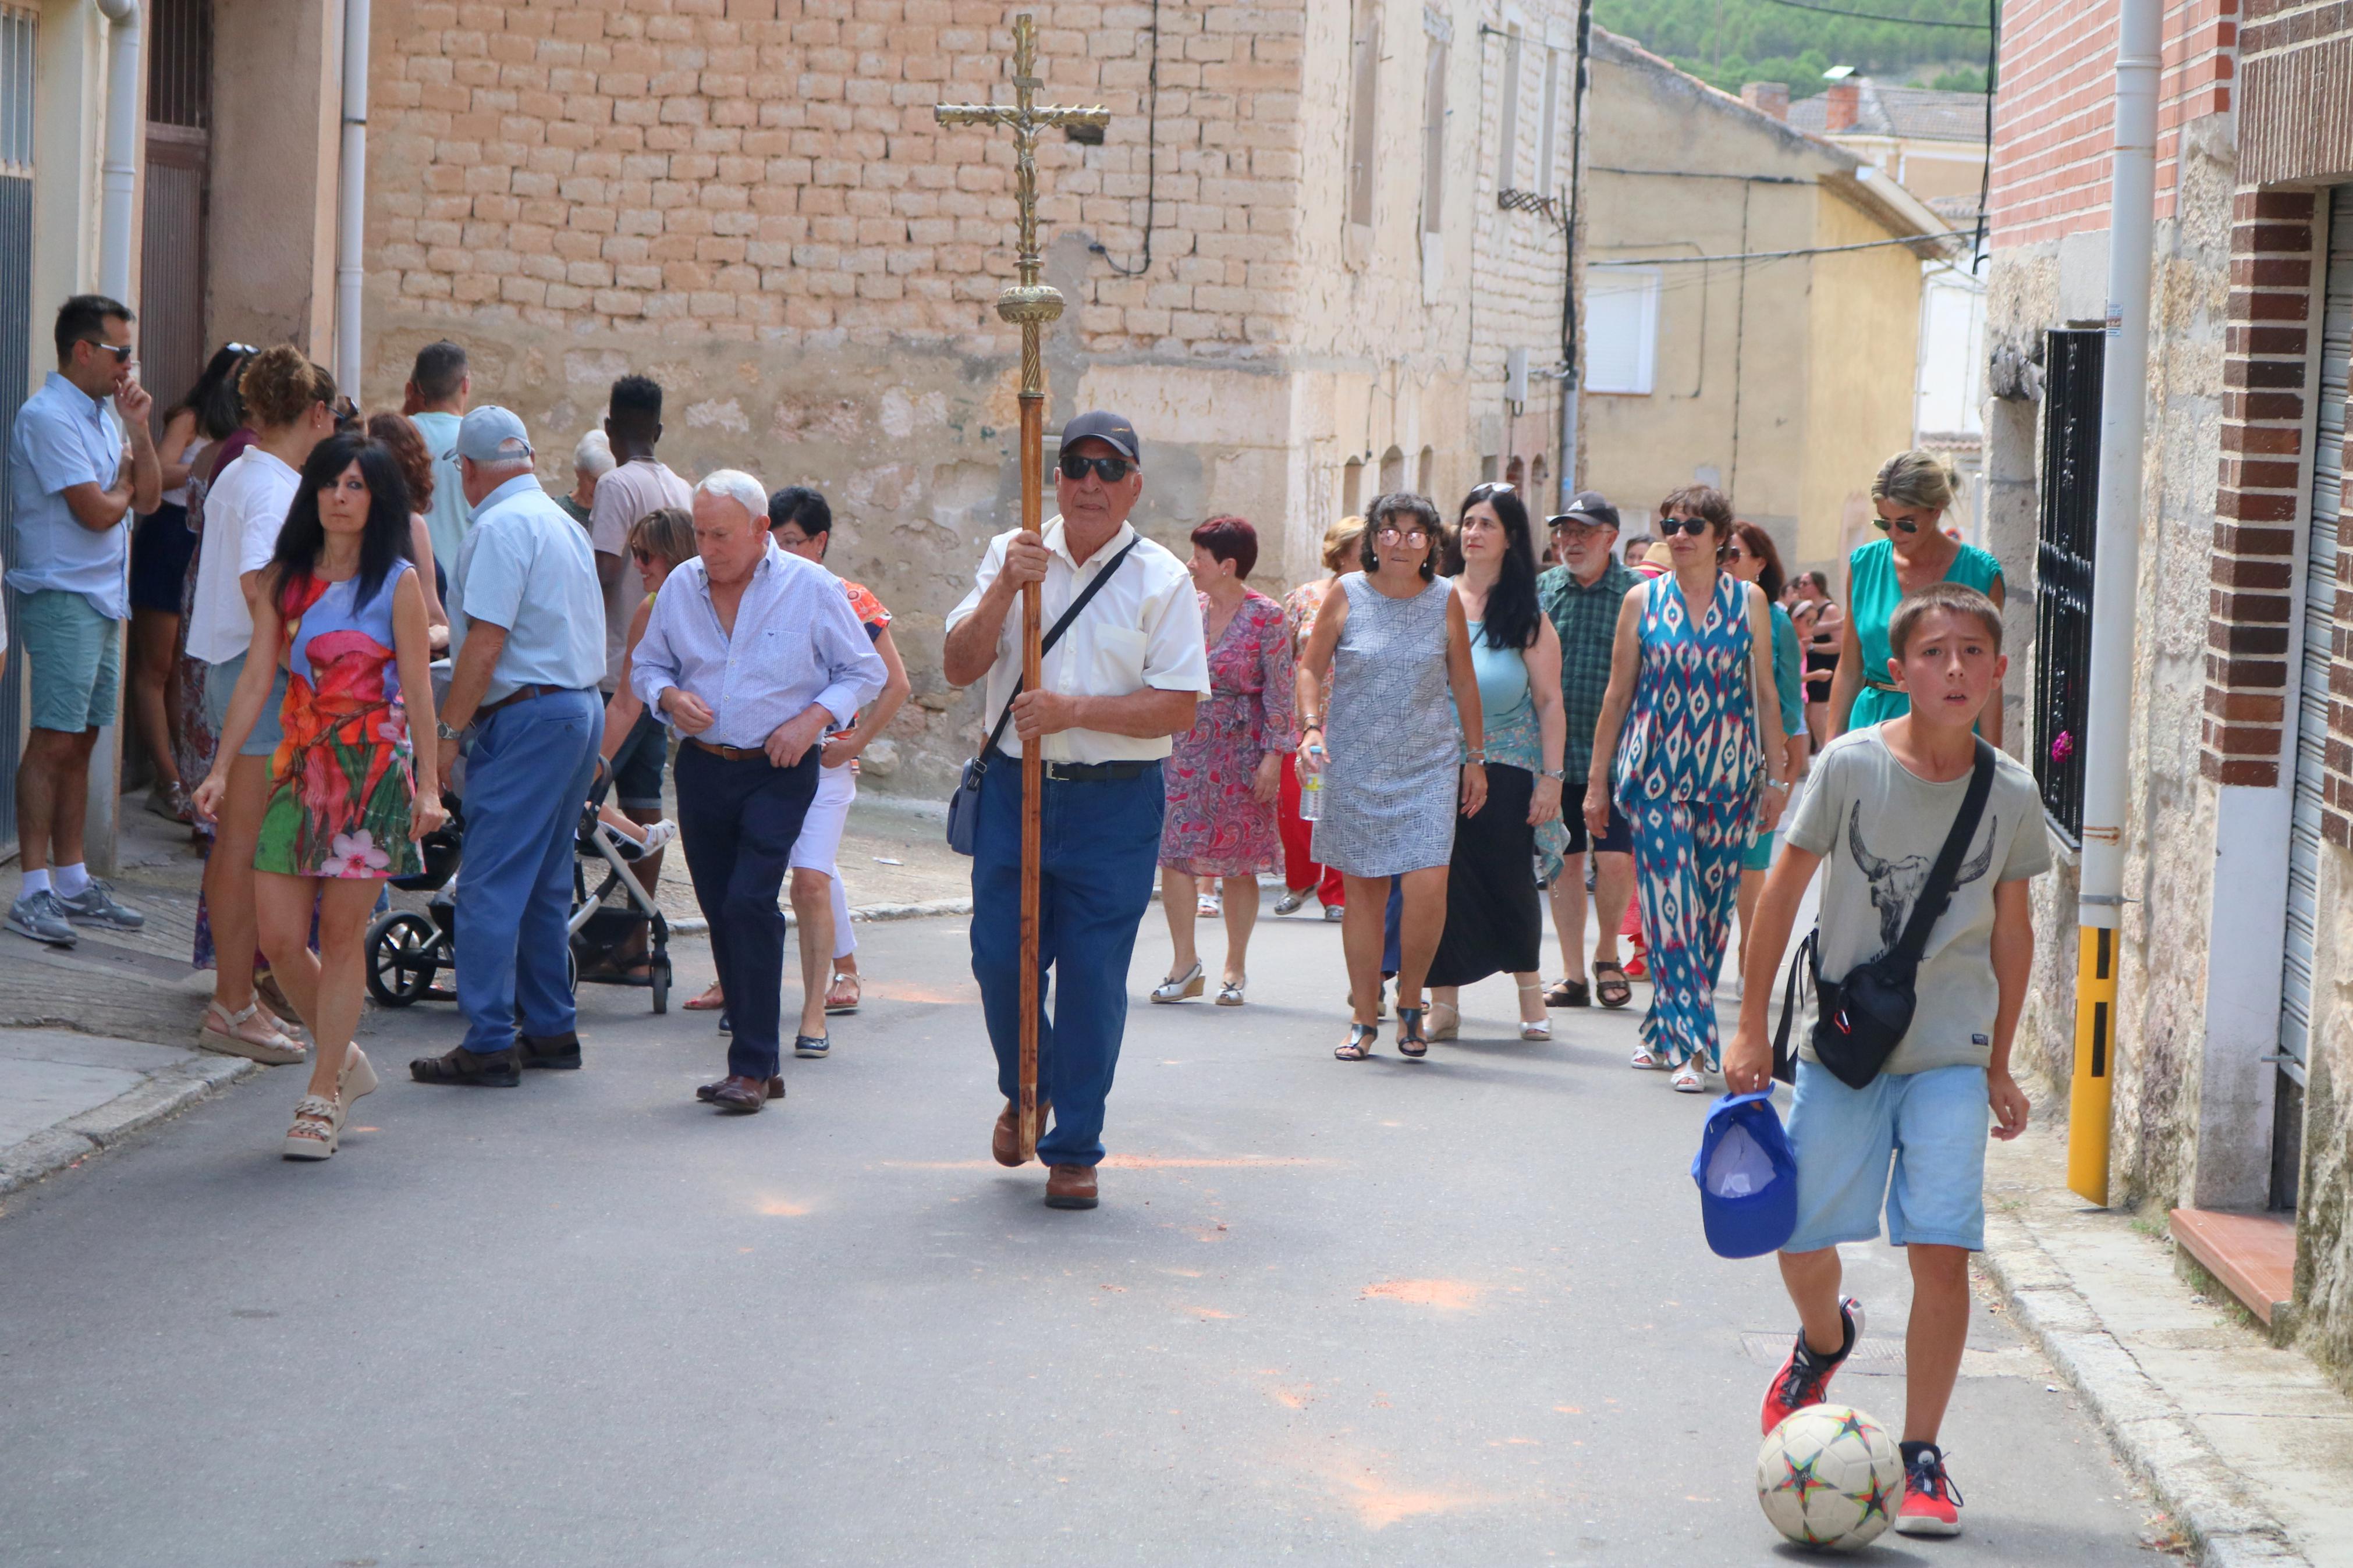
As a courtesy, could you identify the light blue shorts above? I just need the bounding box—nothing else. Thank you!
[1783,1059,1990,1253]
[19,589,122,733]
[202,649,288,758]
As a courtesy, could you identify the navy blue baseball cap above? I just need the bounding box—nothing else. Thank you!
[1060,409,1140,463]
[1692,1090,1799,1259]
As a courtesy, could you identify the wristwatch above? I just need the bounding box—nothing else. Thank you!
[1465,749,1487,766]
[437,720,463,742]
[1541,766,1567,781]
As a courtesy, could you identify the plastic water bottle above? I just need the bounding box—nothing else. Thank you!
[1299,744,1326,820]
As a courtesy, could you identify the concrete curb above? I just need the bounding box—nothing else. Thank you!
[1979,1211,2312,1567]
[670,897,972,936]
[0,1053,260,1201]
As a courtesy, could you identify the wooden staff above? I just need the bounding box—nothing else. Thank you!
[937,16,1109,1161]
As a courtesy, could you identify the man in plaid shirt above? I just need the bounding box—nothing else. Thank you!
[1534,491,1641,1010]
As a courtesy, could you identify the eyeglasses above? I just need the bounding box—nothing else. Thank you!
[1662,515,1713,537]
[1872,514,1925,535]
[223,342,257,356]
[1468,481,1516,498]
[1059,451,1134,483]
[1376,526,1431,545]
[81,339,133,364]
[630,546,657,564]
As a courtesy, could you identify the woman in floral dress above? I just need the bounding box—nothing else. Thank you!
[1152,516,1298,1007]
[194,434,443,1162]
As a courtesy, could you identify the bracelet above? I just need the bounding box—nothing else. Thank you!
[1465,750,1486,766]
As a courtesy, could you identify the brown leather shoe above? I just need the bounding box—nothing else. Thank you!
[1044,1163,1098,1210]
[698,1074,784,1103]
[519,1030,581,1069]
[707,1075,773,1113]
[991,1098,1050,1167]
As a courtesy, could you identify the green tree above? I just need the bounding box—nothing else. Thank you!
[1593,0,1993,98]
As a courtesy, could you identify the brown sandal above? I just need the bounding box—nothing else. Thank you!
[1593,961,1633,1010]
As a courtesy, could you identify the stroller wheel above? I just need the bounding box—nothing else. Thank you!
[650,958,671,1015]
[366,911,439,1007]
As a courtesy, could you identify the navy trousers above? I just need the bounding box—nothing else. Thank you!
[456,689,602,1054]
[675,743,821,1080]
[970,759,1163,1169]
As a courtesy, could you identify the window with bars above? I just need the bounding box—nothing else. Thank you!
[0,7,34,174]
[2032,328,2103,842]
[147,0,212,131]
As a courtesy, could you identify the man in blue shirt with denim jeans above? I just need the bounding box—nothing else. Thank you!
[4,294,162,947]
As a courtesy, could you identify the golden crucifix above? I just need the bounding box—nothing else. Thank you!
[936,16,1108,1164]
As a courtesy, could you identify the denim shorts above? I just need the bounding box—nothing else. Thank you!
[1783,1059,1990,1253]
[201,649,289,758]
[19,589,122,733]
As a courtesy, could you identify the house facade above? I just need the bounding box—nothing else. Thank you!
[1986,0,2353,1387]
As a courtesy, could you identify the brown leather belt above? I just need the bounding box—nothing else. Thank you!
[687,738,766,762]
[479,682,574,715]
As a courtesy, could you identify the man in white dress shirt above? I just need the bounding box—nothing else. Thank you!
[943,410,1209,1209]
[631,470,886,1114]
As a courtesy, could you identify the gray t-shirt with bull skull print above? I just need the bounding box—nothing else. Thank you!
[1784,726,2052,1075]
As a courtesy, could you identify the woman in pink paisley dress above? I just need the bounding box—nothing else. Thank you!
[1152,517,1298,1007]
[1273,515,1361,920]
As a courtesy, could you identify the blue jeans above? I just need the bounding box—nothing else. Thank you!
[971,760,1163,1168]
[673,742,820,1080]
[455,689,601,1054]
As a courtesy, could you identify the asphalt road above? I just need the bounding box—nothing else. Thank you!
[0,901,2167,1566]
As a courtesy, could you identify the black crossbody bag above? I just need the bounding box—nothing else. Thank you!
[945,539,1141,856]
[1773,738,1996,1090]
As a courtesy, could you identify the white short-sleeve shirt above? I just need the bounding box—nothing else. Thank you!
[185,447,302,666]
[945,515,1210,765]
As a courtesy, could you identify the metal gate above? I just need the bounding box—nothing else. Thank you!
[2033,328,2104,842]
[139,0,211,421]
[2277,187,2353,1207]
[0,6,37,855]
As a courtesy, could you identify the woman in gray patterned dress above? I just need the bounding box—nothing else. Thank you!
[1294,492,1489,1061]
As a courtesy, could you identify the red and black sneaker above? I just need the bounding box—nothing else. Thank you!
[1896,1442,1964,1537]
[1759,1296,1866,1435]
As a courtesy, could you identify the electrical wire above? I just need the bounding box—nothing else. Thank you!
[1755,0,1988,27]
[1591,232,1954,265]
[1091,0,1158,276]
[1971,0,2000,271]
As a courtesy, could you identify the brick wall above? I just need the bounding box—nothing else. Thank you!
[2239,1,2353,186]
[2202,188,2317,791]
[1988,0,2238,248]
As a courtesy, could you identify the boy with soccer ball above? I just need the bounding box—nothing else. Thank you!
[1725,583,2049,1538]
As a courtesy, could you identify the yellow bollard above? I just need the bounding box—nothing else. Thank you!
[2067,925,2115,1205]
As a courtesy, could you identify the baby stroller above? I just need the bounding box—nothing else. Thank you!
[363,761,673,1014]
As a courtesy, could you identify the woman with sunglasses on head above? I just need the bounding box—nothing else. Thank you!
[1829,450,2003,742]
[1295,491,1489,1061]
[191,434,444,1160]
[1425,483,1569,1044]
[1587,485,1787,1093]
[1722,521,1811,983]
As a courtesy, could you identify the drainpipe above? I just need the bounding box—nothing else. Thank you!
[2066,0,2160,1207]
[1555,0,1592,504]
[94,0,140,300]
[335,0,371,397]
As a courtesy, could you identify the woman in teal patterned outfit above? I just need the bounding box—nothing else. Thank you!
[1830,449,2005,742]
[1585,485,1787,1092]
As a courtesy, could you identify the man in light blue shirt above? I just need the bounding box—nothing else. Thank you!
[630,469,885,1111]
[410,406,608,1089]
[403,340,471,622]
[5,294,162,947]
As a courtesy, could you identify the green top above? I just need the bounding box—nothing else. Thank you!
[1847,536,2003,728]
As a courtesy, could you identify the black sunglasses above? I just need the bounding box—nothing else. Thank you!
[81,339,133,364]
[1872,514,1925,535]
[1662,514,1713,536]
[1059,451,1134,484]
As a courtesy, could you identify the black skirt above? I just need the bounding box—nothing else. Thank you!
[1426,763,1541,988]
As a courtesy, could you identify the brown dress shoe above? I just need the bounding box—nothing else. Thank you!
[991,1098,1051,1167]
[698,1074,785,1103]
[1044,1163,1098,1210]
[707,1075,773,1113]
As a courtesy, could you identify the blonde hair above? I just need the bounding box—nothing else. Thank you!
[1322,514,1365,573]
[238,345,335,431]
[1872,449,1956,514]
[628,505,697,572]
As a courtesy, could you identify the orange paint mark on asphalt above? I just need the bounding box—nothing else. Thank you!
[1187,1306,1233,1320]
[755,1196,811,1217]
[877,1155,1323,1170]
[1555,1406,1582,1414]
[863,979,981,1004]
[1324,1463,1492,1530]
[350,1126,380,1133]
[1361,1279,1482,1311]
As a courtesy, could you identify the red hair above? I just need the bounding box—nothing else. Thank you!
[1191,514,1258,579]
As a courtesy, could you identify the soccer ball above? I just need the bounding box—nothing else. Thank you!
[1756,1403,1904,1551]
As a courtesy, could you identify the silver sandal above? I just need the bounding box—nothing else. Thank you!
[283,1093,341,1161]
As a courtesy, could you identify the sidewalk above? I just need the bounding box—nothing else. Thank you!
[0,787,973,1203]
[1980,1091,2353,1567]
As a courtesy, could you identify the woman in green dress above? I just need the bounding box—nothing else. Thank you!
[1829,449,2004,743]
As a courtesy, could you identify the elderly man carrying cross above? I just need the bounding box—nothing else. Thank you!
[632,470,886,1114]
[943,410,1209,1209]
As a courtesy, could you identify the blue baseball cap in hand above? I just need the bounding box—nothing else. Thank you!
[1692,1090,1799,1259]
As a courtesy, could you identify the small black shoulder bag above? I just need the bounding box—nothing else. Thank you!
[1774,738,1996,1090]
[945,538,1141,856]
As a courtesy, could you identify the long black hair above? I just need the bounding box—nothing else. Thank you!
[271,434,414,612]
[1459,482,1542,650]
[171,343,253,441]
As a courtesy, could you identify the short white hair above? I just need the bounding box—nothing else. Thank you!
[573,428,614,480]
[466,451,534,482]
[694,468,768,524]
